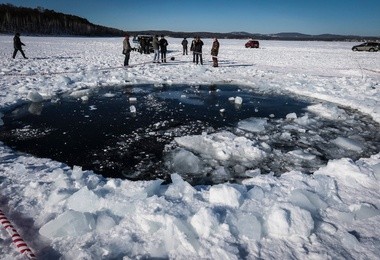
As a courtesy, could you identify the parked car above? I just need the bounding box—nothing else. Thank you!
[352,42,379,52]
[132,35,154,53]
[245,40,259,48]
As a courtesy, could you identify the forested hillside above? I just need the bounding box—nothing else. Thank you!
[0,4,126,36]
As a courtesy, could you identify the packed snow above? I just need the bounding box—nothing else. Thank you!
[0,36,380,259]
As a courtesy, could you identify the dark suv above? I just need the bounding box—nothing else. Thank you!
[245,40,259,48]
[352,42,379,52]
[132,35,154,53]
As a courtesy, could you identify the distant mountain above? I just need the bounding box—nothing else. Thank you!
[229,31,254,37]
[0,4,126,36]
[1,4,378,41]
[130,30,379,41]
[263,32,378,41]
[269,32,309,38]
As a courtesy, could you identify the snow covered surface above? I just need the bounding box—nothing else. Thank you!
[0,36,379,259]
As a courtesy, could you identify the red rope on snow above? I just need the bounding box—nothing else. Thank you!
[0,209,36,259]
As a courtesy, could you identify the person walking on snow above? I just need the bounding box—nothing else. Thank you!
[12,32,28,59]
[152,35,160,63]
[159,35,168,63]
[211,38,219,67]
[182,37,188,55]
[123,35,131,66]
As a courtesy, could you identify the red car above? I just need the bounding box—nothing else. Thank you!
[245,40,259,48]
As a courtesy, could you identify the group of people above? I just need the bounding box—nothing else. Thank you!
[152,35,168,63]
[178,36,220,67]
[123,35,220,67]
[138,36,151,54]
[12,32,219,68]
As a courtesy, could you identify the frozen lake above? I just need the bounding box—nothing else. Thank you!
[0,36,379,259]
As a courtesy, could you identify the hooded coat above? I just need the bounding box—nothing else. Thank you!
[211,39,219,56]
[13,34,25,50]
[193,39,204,53]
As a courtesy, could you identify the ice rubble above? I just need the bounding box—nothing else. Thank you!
[37,165,380,259]
[174,131,266,167]
[164,101,379,183]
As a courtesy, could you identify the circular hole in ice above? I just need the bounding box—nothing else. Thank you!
[0,84,379,185]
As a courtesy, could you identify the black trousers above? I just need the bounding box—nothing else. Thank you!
[13,49,27,58]
[124,52,130,66]
[195,53,203,65]
[161,51,167,62]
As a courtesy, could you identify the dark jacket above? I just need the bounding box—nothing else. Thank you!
[211,40,219,56]
[140,37,146,47]
[182,39,188,47]
[193,39,204,53]
[159,38,168,52]
[13,35,25,50]
[190,39,196,51]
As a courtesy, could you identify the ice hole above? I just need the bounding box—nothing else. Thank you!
[0,84,379,185]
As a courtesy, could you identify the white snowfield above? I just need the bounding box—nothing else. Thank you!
[0,36,379,259]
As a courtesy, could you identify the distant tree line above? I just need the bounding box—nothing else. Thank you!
[0,4,126,36]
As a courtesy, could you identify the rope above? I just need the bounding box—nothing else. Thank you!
[0,65,126,77]
[350,53,365,79]
[0,209,37,259]
[1,47,248,78]
[192,51,217,59]
[0,57,169,77]
[363,68,380,74]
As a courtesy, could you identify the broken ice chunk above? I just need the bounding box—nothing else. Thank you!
[39,210,95,238]
[331,137,363,152]
[234,96,243,105]
[27,90,44,102]
[130,105,136,113]
[237,117,267,133]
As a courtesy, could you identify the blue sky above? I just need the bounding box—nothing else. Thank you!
[2,0,380,36]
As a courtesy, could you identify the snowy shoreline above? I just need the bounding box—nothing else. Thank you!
[1,36,379,259]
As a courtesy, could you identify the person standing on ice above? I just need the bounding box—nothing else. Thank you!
[12,32,28,59]
[144,37,150,54]
[193,36,204,65]
[159,35,168,63]
[190,36,197,63]
[152,35,160,63]
[139,36,146,54]
[211,38,219,67]
[122,35,131,66]
[181,37,188,55]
